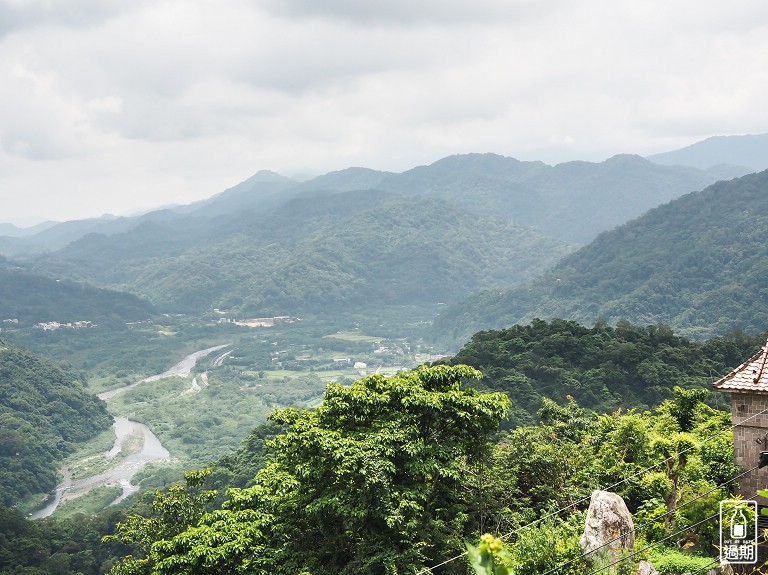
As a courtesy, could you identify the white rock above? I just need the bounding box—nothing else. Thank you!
[579,490,635,573]
[636,559,658,575]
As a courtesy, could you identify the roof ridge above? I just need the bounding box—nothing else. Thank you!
[714,339,768,394]
[754,341,768,383]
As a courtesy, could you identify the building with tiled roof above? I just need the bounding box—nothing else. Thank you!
[714,341,768,394]
[714,339,768,504]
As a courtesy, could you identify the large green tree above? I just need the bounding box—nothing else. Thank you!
[108,364,510,575]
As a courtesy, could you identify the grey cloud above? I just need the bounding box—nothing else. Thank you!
[258,0,558,26]
[0,0,131,37]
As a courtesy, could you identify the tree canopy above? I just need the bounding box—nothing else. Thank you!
[444,318,762,426]
[107,364,510,575]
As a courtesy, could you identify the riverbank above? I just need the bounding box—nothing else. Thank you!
[29,345,229,519]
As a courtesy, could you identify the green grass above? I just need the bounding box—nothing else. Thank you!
[322,332,383,342]
[69,429,144,481]
[249,369,355,381]
[132,460,188,491]
[107,372,277,467]
[646,545,715,574]
[87,372,151,394]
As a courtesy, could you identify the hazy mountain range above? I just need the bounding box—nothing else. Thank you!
[0,133,765,339]
[432,169,768,346]
[647,133,768,172]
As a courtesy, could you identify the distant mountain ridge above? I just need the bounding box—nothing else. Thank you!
[0,150,756,328]
[0,220,58,238]
[371,153,748,243]
[0,152,749,256]
[647,133,768,172]
[432,169,768,346]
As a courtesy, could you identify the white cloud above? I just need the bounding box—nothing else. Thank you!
[0,0,767,225]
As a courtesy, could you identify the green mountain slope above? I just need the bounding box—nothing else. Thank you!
[0,338,112,506]
[41,190,572,316]
[0,257,155,324]
[441,318,763,426]
[376,153,749,243]
[433,170,768,346]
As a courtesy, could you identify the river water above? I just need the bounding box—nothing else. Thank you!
[29,345,228,519]
[98,344,229,401]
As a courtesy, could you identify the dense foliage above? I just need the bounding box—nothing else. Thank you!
[104,371,741,575]
[444,318,763,426]
[0,502,129,575]
[1,328,756,574]
[465,389,738,575]
[107,364,510,575]
[0,338,112,506]
[434,169,768,345]
[208,421,286,493]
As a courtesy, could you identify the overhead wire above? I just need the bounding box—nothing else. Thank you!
[501,404,764,540]
[415,406,768,575]
[580,506,740,575]
[536,465,758,575]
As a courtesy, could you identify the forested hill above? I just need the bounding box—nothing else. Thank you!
[0,338,112,506]
[433,169,768,346]
[0,257,155,325]
[349,153,748,243]
[32,191,572,316]
[442,318,764,427]
[2,152,747,256]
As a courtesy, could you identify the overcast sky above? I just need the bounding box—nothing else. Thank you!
[1,0,767,226]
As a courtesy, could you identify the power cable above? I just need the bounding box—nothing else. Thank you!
[501,405,766,540]
[415,406,768,575]
[581,510,723,575]
[536,465,758,575]
[582,487,764,575]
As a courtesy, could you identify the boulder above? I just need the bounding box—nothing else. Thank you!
[579,490,635,573]
[636,559,658,575]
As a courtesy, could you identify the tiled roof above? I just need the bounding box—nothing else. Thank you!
[714,340,768,394]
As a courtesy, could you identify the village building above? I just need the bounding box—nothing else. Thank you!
[713,339,768,569]
[714,339,768,504]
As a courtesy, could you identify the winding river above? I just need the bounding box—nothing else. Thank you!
[30,345,229,519]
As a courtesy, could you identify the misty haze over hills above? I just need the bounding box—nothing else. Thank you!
[646,133,768,172]
[432,169,768,346]
[0,132,765,344]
